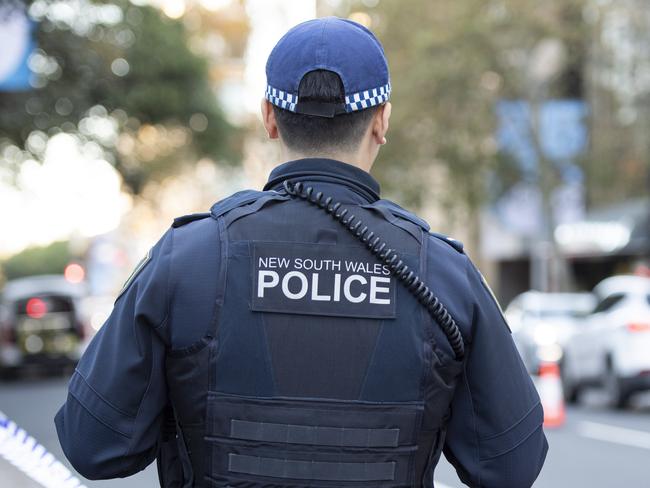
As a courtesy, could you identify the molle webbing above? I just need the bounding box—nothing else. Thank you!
[230,419,400,447]
[228,454,396,482]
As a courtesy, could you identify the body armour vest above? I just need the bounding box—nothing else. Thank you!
[160,184,464,488]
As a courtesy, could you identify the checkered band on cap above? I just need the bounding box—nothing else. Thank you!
[265,85,298,112]
[265,82,391,114]
[345,83,391,112]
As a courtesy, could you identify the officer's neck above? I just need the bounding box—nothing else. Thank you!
[282,146,376,173]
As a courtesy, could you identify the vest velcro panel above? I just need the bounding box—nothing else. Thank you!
[204,393,425,487]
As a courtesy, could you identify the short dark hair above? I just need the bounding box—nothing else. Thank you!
[273,70,379,154]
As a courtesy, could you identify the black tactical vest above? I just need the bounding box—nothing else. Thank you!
[159,185,464,488]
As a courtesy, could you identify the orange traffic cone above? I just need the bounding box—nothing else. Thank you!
[538,362,565,428]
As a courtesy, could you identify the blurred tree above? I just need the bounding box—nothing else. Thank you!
[585,0,650,207]
[0,0,240,194]
[335,0,588,268]
[1,240,70,280]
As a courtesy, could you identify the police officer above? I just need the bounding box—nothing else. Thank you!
[55,17,547,488]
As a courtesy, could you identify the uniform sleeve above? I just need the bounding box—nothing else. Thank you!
[54,230,173,480]
[443,260,548,488]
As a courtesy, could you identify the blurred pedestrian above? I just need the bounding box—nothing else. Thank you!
[55,17,547,488]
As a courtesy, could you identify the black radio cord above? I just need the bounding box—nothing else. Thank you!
[283,180,465,361]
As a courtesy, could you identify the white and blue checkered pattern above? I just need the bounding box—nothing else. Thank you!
[265,82,391,113]
[345,83,391,112]
[265,85,298,112]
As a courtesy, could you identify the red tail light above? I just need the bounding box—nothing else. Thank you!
[26,298,47,319]
[627,322,650,333]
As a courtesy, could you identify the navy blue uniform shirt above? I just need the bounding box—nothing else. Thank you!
[55,159,547,486]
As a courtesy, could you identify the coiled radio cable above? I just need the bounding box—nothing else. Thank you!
[283,180,465,360]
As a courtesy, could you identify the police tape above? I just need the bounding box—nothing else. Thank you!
[0,411,87,488]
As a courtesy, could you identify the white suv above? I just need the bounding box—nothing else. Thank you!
[506,291,595,375]
[562,275,650,408]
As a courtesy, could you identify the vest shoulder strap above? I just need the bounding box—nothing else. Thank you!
[361,199,429,243]
[365,199,431,231]
[172,190,288,229]
[363,200,464,253]
[209,189,288,222]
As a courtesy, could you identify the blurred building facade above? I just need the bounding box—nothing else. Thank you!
[484,0,650,304]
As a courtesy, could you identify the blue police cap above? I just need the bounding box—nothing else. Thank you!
[265,17,391,118]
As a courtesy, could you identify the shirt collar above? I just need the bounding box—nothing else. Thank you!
[263,158,381,202]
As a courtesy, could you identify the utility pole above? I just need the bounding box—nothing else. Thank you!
[527,38,567,292]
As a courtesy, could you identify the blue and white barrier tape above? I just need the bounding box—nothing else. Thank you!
[0,411,87,488]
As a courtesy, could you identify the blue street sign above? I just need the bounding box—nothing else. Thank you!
[0,6,35,92]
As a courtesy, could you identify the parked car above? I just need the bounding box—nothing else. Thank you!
[505,291,595,375]
[0,275,89,377]
[562,275,650,408]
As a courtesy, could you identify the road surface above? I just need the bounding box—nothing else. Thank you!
[2,376,649,487]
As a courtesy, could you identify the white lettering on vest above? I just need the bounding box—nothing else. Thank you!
[369,276,391,304]
[311,273,331,301]
[257,270,279,298]
[343,275,367,303]
[333,273,341,302]
[282,271,308,299]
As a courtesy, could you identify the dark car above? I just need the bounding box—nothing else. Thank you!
[0,275,88,377]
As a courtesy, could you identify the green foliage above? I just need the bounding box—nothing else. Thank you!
[350,0,587,215]
[2,240,71,280]
[105,5,233,158]
[0,0,239,194]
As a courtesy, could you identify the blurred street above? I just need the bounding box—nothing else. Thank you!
[2,376,649,488]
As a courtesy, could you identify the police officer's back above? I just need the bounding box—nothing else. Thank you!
[55,17,548,488]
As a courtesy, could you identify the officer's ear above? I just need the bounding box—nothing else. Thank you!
[261,99,280,140]
[371,102,391,146]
